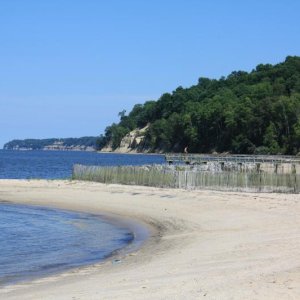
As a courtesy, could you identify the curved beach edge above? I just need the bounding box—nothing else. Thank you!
[1,179,300,299]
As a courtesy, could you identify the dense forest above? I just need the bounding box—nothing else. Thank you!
[98,56,300,155]
[4,137,98,150]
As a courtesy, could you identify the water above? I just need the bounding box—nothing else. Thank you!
[0,150,160,285]
[0,150,164,179]
[0,203,136,286]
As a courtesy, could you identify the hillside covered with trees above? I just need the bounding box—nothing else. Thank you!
[99,56,300,155]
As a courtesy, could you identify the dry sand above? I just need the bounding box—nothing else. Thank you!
[0,179,300,299]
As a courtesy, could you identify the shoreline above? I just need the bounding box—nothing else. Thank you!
[0,201,151,288]
[1,149,164,156]
[98,150,164,155]
[1,179,300,299]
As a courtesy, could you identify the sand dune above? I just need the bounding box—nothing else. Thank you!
[1,179,300,299]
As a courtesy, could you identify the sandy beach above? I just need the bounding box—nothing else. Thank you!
[0,180,300,299]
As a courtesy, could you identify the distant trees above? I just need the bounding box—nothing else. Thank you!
[4,137,99,150]
[97,56,300,154]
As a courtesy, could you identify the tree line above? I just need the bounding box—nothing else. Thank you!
[4,137,98,150]
[99,56,300,154]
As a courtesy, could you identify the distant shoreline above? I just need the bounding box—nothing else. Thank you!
[1,148,163,155]
[98,150,163,155]
[2,148,97,152]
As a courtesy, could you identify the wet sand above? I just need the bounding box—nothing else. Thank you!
[1,179,300,299]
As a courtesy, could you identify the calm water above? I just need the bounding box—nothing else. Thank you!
[0,150,161,285]
[0,203,134,286]
[0,150,164,179]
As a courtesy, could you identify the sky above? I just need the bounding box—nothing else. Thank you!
[0,0,300,148]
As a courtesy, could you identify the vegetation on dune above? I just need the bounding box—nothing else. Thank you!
[98,56,300,155]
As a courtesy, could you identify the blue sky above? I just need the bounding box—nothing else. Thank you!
[0,0,299,147]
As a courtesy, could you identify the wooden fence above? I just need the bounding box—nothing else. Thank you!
[72,164,300,193]
[72,164,177,188]
[165,153,300,165]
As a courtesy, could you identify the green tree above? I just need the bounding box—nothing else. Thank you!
[263,122,281,154]
[100,56,300,155]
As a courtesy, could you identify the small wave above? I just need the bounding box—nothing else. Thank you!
[40,262,68,271]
